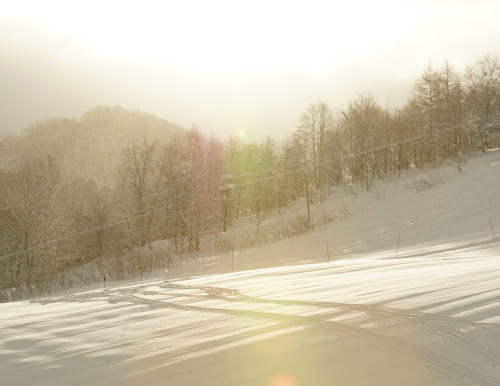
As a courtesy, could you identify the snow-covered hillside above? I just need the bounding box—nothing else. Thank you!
[1,150,500,386]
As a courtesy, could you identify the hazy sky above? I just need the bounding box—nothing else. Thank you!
[1,0,500,141]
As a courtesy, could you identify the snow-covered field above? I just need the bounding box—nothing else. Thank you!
[2,150,500,386]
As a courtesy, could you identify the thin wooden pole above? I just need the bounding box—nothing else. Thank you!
[395,236,401,259]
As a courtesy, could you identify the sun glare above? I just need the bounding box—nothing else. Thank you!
[2,0,419,72]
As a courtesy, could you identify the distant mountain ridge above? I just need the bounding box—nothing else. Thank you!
[0,106,185,182]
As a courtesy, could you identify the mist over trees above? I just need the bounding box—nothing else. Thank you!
[1,54,500,300]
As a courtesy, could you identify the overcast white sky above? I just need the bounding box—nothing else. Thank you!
[1,0,500,141]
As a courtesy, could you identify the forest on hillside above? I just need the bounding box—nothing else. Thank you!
[1,54,500,300]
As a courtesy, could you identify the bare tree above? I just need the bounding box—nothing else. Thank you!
[298,103,334,198]
[413,63,439,162]
[119,139,158,246]
[464,54,500,150]
[0,156,58,289]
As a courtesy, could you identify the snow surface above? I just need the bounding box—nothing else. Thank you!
[2,150,500,386]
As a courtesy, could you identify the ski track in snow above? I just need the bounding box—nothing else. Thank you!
[2,249,500,385]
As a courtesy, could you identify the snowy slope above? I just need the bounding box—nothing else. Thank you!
[163,150,500,277]
[1,150,500,386]
[230,150,500,269]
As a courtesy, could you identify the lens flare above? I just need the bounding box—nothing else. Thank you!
[267,373,297,386]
